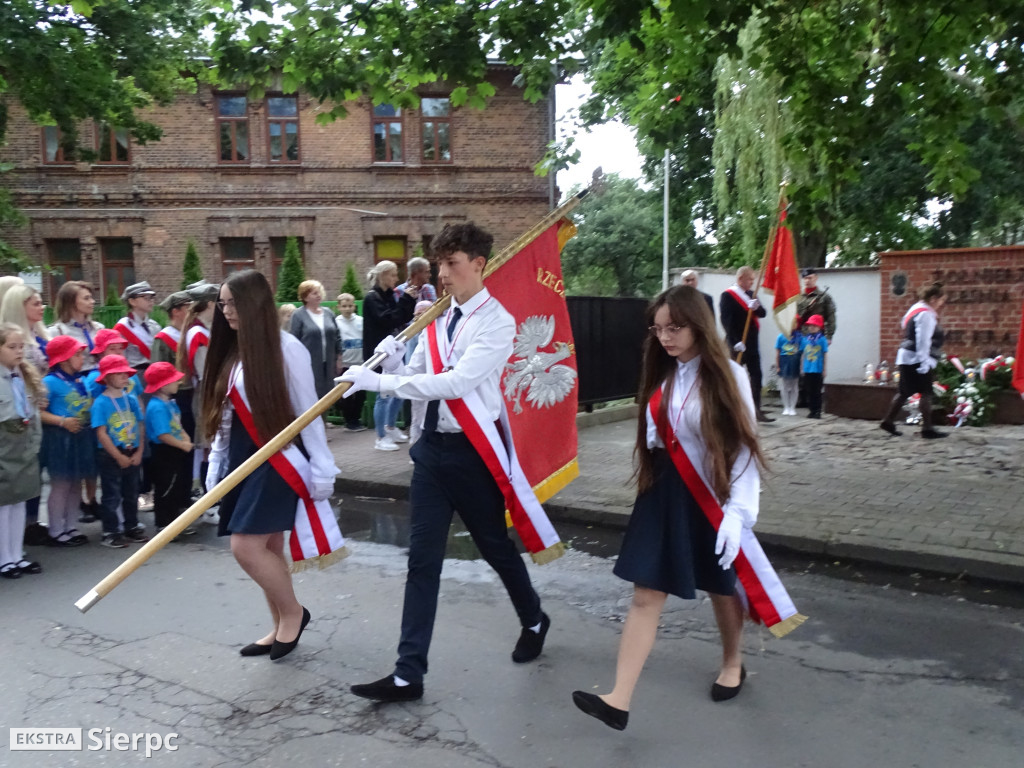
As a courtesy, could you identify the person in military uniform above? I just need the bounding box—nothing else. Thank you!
[795,269,836,343]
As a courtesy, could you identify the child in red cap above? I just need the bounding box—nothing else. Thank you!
[143,362,196,536]
[39,335,95,547]
[799,314,829,419]
[91,354,148,548]
[85,329,142,399]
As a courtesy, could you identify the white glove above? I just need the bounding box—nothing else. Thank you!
[747,297,761,311]
[715,513,743,570]
[338,365,382,398]
[311,478,335,501]
[374,336,407,373]
[917,357,936,374]
[206,457,225,494]
[732,341,746,353]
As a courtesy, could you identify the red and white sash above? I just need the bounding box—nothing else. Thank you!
[725,288,758,329]
[154,327,180,354]
[425,321,563,563]
[186,325,210,373]
[115,317,154,360]
[228,375,347,570]
[901,304,933,330]
[649,388,805,637]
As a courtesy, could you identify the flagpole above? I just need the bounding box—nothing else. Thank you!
[663,148,670,290]
[736,188,788,365]
[74,190,590,614]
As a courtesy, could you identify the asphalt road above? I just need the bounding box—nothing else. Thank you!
[1,504,1022,768]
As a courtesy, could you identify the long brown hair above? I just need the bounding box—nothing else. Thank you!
[200,270,295,443]
[634,285,765,502]
[0,323,45,402]
[55,281,94,323]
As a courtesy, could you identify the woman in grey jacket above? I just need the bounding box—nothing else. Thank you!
[289,280,343,401]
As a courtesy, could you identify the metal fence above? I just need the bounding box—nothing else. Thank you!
[567,296,647,407]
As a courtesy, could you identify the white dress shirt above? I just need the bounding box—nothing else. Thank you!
[894,301,938,367]
[645,356,760,527]
[378,287,514,433]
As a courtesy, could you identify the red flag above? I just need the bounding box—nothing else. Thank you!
[485,218,580,506]
[1013,302,1024,396]
[761,208,801,335]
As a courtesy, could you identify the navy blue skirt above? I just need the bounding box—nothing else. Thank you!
[40,424,96,480]
[613,450,736,599]
[217,415,299,536]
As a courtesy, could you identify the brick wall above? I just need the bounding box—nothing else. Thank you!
[879,247,1024,363]
[0,66,556,302]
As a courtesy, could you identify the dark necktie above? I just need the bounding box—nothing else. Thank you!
[422,307,463,433]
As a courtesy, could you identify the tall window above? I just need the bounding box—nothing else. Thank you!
[99,238,135,302]
[220,238,255,276]
[42,126,75,164]
[96,123,130,164]
[421,97,452,163]
[46,239,83,297]
[270,237,305,288]
[372,104,403,163]
[374,237,407,280]
[217,95,250,163]
[267,96,300,163]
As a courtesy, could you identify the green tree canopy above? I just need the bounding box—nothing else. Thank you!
[181,240,202,289]
[340,263,363,301]
[274,237,305,303]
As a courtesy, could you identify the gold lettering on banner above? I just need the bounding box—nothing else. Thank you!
[536,267,565,297]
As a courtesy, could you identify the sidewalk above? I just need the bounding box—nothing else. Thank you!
[326,409,1024,585]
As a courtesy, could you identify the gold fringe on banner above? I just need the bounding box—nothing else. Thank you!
[532,458,580,504]
[289,545,351,574]
[530,541,565,565]
[768,612,808,638]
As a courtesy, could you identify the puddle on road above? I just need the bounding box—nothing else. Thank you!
[334,493,624,561]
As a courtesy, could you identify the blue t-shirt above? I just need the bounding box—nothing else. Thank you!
[775,333,801,379]
[800,333,829,374]
[84,369,142,399]
[91,392,143,450]
[145,397,185,445]
[42,372,92,422]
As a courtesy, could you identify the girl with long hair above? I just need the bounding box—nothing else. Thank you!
[49,281,104,372]
[200,270,343,660]
[573,285,768,730]
[0,285,49,373]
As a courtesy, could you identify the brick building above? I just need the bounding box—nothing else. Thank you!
[879,246,1024,362]
[0,64,557,301]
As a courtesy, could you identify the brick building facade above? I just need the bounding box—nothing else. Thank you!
[879,246,1024,363]
[0,65,557,301]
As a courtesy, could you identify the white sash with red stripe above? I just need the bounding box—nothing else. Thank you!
[227,372,347,570]
[155,327,180,354]
[725,288,758,329]
[900,304,933,329]
[649,388,805,637]
[425,321,563,563]
[186,325,210,374]
[115,318,153,360]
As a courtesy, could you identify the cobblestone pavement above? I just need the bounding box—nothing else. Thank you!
[327,405,1024,584]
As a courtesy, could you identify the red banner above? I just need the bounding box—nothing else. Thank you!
[761,208,801,334]
[484,219,580,502]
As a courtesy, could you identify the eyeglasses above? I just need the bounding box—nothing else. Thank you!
[649,323,688,337]
[215,299,237,312]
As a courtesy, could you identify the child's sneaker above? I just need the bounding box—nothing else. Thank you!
[101,533,129,549]
[385,426,409,444]
[202,508,220,525]
[123,528,150,544]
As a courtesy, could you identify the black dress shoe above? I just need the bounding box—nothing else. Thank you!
[1,563,22,579]
[239,642,273,657]
[16,560,42,575]
[921,429,948,439]
[78,501,99,523]
[879,421,902,436]
[755,411,775,423]
[269,607,311,661]
[351,675,424,702]
[572,691,628,731]
[512,612,550,663]
[710,665,747,702]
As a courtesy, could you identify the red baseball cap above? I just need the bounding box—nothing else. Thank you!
[143,361,185,393]
[91,328,129,355]
[806,314,825,328]
[96,354,136,383]
[47,335,87,366]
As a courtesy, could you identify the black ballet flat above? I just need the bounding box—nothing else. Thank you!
[710,665,747,702]
[572,690,628,731]
[239,642,273,657]
[269,607,311,661]
[16,560,42,575]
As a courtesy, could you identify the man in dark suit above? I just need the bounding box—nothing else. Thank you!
[720,266,774,423]
[680,269,715,319]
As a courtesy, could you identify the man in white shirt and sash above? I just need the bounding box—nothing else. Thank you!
[340,223,550,702]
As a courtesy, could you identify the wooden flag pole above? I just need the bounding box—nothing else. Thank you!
[736,189,787,365]
[75,190,588,613]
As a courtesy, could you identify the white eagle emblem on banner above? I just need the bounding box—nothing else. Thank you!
[503,315,577,414]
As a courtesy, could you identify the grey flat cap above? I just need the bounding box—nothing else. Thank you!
[122,281,157,301]
[186,280,220,302]
[159,290,193,311]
